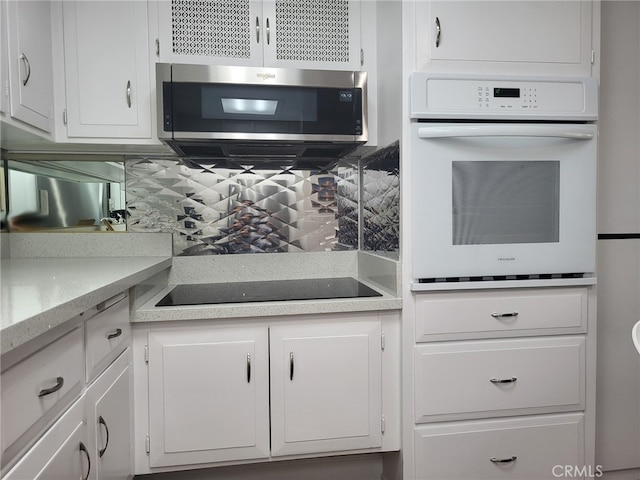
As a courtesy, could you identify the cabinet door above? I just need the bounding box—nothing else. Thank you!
[415,0,593,76]
[262,0,361,70]
[5,0,54,132]
[62,0,151,138]
[86,351,132,480]
[156,0,263,66]
[4,398,89,480]
[148,326,270,467]
[270,319,382,456]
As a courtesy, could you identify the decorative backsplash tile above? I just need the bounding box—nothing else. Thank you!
[125,158,359,255]
[361,141,400,259]
[125,143,399,257]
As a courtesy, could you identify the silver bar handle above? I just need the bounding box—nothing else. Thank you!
[247,353,251,383]
[491,312,519,319]
[38,376,64,397]
[490,377,517,384]
[126,80,132,108]
[418,125,594,140]
[289,351,294,381]
[266,17,270,45]
[19,53,31,86]
[79,442,91,480]
[107,328,123,340]
[490,456,517,464]
[435,17,441,48]
[98,416,110,457]
[256,16,260,43]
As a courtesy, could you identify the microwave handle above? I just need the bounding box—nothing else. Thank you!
[417,125,594,140]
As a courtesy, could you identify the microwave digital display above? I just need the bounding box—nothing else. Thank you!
[494,87,520,98]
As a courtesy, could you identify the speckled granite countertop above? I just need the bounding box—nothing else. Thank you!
[132,278,402,323]
[1,256,172,355]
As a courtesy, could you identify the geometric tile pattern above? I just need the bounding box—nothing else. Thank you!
[125,158,359,256]
[361,141,400,258]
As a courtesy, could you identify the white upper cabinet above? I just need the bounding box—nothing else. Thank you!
[4,0,54,132]
[155,0,361,70]
[415,0,595,76]
[61,1,152,139]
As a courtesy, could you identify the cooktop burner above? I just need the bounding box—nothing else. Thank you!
[155,277,382,307]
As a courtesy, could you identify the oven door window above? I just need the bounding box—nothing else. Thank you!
[452,161,560,245]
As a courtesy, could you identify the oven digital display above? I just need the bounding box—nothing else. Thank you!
[493,87,520,98]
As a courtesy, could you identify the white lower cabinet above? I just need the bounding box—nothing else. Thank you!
[414,413,585,480]
[147,326,271,468]
[144,316,384,470]
[406,286,596,480]
[414,336,585,421]
[270,321,382,456]
[86,350,132,480]
[4,395,90,480]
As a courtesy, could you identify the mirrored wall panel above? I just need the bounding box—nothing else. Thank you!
[125,158,359,255]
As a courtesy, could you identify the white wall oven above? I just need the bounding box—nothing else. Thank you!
[409,73,598,285]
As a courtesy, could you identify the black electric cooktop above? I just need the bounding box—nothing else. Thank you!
[155,277,382,307]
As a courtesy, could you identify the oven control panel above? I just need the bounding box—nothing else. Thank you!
[410,73,598,120]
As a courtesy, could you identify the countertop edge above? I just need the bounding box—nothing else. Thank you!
[1,257,172,356]
[132,282,402,323]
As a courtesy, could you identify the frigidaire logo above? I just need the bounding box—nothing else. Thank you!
[256,72,276,80]
[498,257,516,261]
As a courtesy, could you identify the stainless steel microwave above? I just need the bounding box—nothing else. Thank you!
[156,63,367,160]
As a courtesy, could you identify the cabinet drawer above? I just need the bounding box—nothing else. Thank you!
[3,394,87,480]
[415,287,588,341]
[415,414,585,480]
[85,293,130,382]
[415,337,585,422]
[1,326,84,469]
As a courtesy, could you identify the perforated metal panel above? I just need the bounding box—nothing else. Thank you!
[171,0,252,58]
[275,0,351,63]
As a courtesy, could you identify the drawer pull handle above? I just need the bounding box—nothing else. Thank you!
[247,353,251,383]
[490,456,517,464]
[289,351,294,381]
[80,441,91,480]
[107,328,123,340]
[435,17,441,48]
[38,376,64,397]
[98,416,110,457]
[490,377,517,384]
[491,312,519,319]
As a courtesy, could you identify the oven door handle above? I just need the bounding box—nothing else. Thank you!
[417,125,594,140]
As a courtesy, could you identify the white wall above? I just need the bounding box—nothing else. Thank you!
[595,1,640,474]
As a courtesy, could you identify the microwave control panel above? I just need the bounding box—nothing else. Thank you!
[410,73,598,120]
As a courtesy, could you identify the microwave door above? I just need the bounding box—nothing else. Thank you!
[410,123,597,281]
